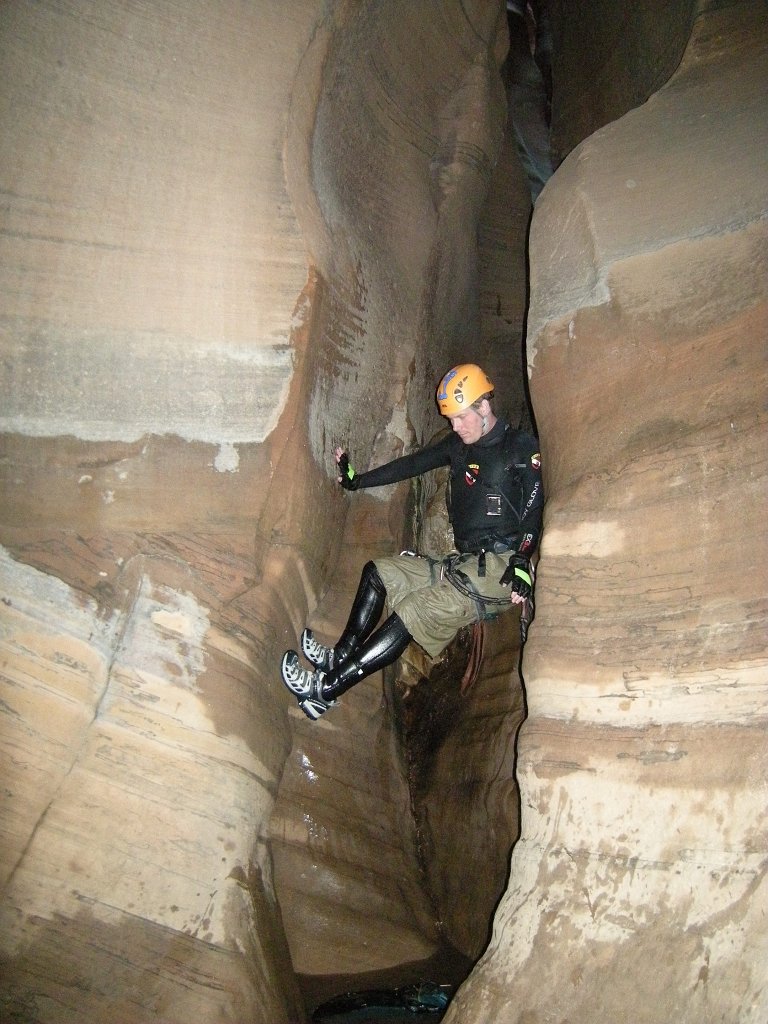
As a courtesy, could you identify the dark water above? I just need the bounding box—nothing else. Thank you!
[299,945,471,1024]
[311,981,451,1022]
[314,1012,446,1023]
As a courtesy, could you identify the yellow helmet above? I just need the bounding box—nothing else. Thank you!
[436,363,494,417]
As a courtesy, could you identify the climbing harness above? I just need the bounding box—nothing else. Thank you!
[440,551,536,643]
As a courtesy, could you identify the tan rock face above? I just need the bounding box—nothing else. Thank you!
[446,4,768,1022]
[270,451,527,1010]
[0,1,312,447]
[0,541,304,1023]
[268,488,446,1008]
[1,1,517,1020]
[1,0,766,1022]
[393,618,526,962]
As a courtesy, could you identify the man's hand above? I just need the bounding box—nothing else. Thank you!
[335,447,359,491]
[499,554,532,603]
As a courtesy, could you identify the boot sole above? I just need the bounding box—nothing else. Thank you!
[280,650,314,697]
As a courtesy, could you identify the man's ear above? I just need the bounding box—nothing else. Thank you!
[478,398,491,417]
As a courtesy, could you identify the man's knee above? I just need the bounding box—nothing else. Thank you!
[361,559,386,597]
[374,553,432,597]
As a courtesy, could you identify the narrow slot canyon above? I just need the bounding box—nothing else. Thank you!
[0,2,766,1023]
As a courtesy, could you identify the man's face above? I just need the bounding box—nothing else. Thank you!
[449,405,485,444]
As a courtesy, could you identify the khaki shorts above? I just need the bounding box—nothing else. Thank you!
[374,551,516,660]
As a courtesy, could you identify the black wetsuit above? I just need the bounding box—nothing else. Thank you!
[351,419,543,559]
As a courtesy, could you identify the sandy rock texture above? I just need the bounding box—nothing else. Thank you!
[446,4,768,1022]
[0,1,321,1020]
[0,0,313,446]
[547,0,700,165]
[2,0,766,1021]
[271,447,527,1012]
[271,2,527,1005]
[268,484,445,1011]
[0,544,303,1023]
[1,1,522,1021]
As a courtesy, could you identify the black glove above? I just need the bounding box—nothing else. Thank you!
[337,452,360,491]
[499,554,532,599]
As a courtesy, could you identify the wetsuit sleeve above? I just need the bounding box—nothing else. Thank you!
[352,434,452,488]
[513,433,544,558]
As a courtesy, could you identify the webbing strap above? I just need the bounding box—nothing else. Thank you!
[441,555,508,621]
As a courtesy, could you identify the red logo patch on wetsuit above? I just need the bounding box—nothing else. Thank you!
[465,463,480,486]
[531,452,541,469]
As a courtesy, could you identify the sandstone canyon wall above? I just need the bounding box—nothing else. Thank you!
[1,0,766,1023]
[0,1,517,1021]
[0,3,322,1020]
[446,3,768,1022]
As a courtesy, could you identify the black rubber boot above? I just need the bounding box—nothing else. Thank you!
[321,613,412,702]
[302,560,386,671]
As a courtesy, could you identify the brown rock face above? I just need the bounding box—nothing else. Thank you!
[1,1,518,1020]
[446,4,768,1022]
[270,450,528,1012]
[547,0,699,164]
[1,0,766,1022]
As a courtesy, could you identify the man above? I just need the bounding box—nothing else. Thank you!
[280,363,544,719]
